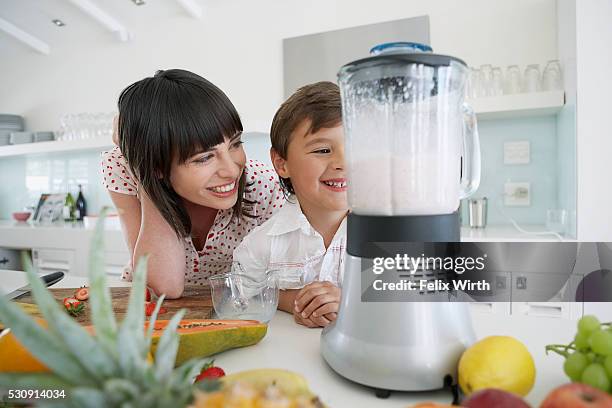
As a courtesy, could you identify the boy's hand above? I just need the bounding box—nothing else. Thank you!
[293,311,321,328]
[294,281,341,327]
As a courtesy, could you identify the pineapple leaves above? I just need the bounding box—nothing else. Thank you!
[88,207,118,352]
[144,293,166,351]
[117,254,148,378]
[154,308,186,382]
[20,253,117,381]
[0,373,72,390]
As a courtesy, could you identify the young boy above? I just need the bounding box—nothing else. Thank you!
[233,81,347,328]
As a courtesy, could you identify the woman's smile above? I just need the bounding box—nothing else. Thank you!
[207,179,239,197]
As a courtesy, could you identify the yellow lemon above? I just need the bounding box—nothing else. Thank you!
[458,335,536,397]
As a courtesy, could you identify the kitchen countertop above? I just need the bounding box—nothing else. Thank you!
[1,270,573,407]
[0,220,570,249]
[0,220,127,252]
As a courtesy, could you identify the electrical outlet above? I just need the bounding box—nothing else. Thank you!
[504,182,531,206]
[504,141,530,164]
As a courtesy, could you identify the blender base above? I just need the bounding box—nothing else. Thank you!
[372,375,460,403]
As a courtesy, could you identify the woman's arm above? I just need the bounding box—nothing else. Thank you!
[134,193,186,299]
[109,191,141,257]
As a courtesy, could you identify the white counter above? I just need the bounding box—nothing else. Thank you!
[0,220,127,252]
[217,312,571,408]
[0,269,575,407]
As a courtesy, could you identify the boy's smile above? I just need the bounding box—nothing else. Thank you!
[321,178,347,192]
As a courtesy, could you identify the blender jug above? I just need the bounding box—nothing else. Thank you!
[338,44,480,215]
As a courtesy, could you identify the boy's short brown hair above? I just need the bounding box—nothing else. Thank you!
[270,81,342,194]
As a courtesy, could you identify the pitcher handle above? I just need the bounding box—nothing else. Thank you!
[459,103,481,199]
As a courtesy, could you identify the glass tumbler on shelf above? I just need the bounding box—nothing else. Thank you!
[491,67,504,96]
[523,64,541,93]
[505,65,522,94]
[478,64,493,97]
[542,60,563,91]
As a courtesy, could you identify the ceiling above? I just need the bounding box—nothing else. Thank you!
[0,0,206,55]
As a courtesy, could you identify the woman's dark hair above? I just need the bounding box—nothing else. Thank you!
[118,69,253,238]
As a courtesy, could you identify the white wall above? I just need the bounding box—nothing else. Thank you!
[575,0,612,241]
[0,0,557,132]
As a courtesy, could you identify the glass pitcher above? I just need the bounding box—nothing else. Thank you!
[209,264,279,323]
[338,43,480,216]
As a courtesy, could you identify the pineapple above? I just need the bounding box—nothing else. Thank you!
[0,209,218,407]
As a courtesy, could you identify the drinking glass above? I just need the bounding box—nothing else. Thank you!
[542,60,563,91]
[466,67,481,99]
[546,209,568,235]
[505,65,522,94]
[523,64,541,93]
[479,64,493,97]
[491,67,504,96]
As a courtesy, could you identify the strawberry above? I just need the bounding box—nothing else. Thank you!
[195,361,225,382]
[144,301,167,317]
[74,286,89,301]
[63,297,85,316]
[145,287,151,302]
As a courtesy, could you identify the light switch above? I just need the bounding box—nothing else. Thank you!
[504,141,530,164]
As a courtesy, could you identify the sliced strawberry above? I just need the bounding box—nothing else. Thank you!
[195,361,225,382]
[145,287,151,302]
[63,297,85,316]
[74,286,89,301]
[144,301,167,317]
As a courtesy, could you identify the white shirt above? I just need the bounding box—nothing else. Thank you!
[233,197,346,289]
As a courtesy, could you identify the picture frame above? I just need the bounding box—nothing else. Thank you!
[33,193,66,224]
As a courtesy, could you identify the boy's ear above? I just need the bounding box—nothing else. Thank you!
[270,148,290,178]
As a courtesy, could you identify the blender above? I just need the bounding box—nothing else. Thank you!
[320,42,481,398]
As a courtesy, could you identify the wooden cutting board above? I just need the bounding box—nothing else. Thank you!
[14,286,213,326]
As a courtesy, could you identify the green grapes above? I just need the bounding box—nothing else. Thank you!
[590,330,612,356]
[575,331,590,351]
[605,355,612,379]
[548,315,612,393]
[578,315,601,335]
[564,352,588,381]
[582,363,611,392]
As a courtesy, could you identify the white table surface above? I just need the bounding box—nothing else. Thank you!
[1,270,574,407]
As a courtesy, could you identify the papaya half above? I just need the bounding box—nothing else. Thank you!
[147,319,268,366]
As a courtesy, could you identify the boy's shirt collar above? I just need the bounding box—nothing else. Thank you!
[266,196,313,236]
[266,195,348,240]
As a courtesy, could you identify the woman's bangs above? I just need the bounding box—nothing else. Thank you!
[169,89,243,164]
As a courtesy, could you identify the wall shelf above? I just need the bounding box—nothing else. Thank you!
[0,136,114,158]
[468,90,565,120]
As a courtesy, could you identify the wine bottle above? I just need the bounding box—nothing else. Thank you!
[75,184,87,221]
[63,193,75,222]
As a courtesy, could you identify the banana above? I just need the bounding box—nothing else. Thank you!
[221,368,313,398]
[15,302,40,315]
[0,303,41,330]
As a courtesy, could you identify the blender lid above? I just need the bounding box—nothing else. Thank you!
[369,41,433,55]
[339,49,468,76]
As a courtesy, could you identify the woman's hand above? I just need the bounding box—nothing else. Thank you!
[294,281,341,328]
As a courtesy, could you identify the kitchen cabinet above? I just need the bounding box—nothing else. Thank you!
[32,248,74,275]
[0,221,129,277]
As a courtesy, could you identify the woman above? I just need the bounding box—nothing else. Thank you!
[102,69,284,298]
